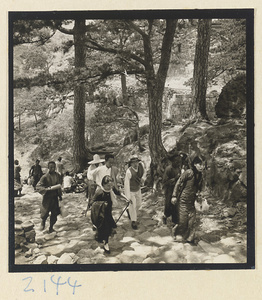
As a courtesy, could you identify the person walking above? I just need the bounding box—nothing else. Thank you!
[36,161,62,233]
[14,159,22,196]
[171,156,204,243]
[56,157,64,179]
[162,152,188,225]
[91,154,119,191]
[124,155,145,230]
[86,154,105,203]
[91,175,121,254]
[29,159,43,190]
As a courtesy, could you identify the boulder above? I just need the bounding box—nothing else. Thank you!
[21,221,34,232]
[33,255,48,264]
[25,229,36,243]
[57,253,79,264]
[47,255,59,264]
[215,74,246,118]
[213,254,237,263]
[142,257,155,264]
[163,250,179,263]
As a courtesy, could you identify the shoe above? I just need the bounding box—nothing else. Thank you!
[162,215,167,225]
[131,221,138,230]
[103,242,110,254]
[49,227,55,233]
[40,221,45,231]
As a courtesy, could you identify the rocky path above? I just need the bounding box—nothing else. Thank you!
[14,185,247,265]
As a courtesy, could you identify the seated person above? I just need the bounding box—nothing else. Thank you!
[63,171,76,193]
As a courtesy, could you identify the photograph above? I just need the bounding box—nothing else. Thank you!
[9,9,254,272]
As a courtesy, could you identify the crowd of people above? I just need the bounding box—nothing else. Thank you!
[14,151,206,254]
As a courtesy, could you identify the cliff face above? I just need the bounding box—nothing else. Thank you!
[175,119,247,204]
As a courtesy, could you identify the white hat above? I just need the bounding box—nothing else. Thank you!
[88,154,105,165]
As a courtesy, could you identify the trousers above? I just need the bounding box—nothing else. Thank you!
[128,189,142,222]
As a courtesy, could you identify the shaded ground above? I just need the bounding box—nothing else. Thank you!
[14,184,247,265]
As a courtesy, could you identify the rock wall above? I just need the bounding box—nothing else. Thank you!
[164,93,219,122]
[175,119,247,205]
[215,74,246,118]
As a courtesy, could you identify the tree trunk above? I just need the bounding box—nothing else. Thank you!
[191,19,212,120]
[73,19,88,172]
[120,73,128,105]
[143,20,177,182]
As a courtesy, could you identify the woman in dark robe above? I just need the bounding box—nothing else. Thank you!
[91,175,120,254]
[171,156,204,243]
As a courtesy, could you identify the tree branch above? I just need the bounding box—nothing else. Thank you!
[85,39,146,66]
[57,24,74,35]
[124,20,148,38]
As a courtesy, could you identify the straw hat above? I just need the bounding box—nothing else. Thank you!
[88,154,105,165]
[128,155,141,164]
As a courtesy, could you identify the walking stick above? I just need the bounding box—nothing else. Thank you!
[115,194,131,224]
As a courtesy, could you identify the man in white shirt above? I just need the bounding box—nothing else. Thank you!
[91,154,118,190]
[124,155,145,230]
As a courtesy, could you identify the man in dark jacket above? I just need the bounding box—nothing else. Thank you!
[162,152,188,225]
[36,161,62,233]
[29,159,43,190]
[162,155,181,225]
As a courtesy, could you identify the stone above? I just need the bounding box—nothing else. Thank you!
[142,257,155,264]
[163,250,179,263]
[15,235,26,249]
[153,227,171,237]
[15,219,23,224]
[220,237,238,247]
[57,253,79,264]
[32,248,41,257]
[120,236,137,243]
[44,232,57,240]
[42,244,66,256]
[198,241,224,254]
[77,249,94,258]
[147,236,174,246]
[20,243,30,252]
[25,249,33,258]
[35,236,45,245]
[143,219,158,227]
[213,254,237,263]
[21,221,34,232]
[47,255,59,264]
[223,208,237,217]
[15,229,25,237]
[105,257,121,264]
[215,74,246,118]
[77,257,92,264]
[25,230,36,243]
[15,224,23,231]
[33,255,48,264]
[137,231,153,241]
[64,240,82,253]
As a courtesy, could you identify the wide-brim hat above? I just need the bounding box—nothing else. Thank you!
[88,154,105,165]
[128,155,141,164]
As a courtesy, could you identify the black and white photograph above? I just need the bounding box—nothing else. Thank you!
[9,10,254,272]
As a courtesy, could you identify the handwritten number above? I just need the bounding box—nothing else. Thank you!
[44,279,46,293]
[67,277,82,295]
[50,275,67,295]
[22,277,34,292]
